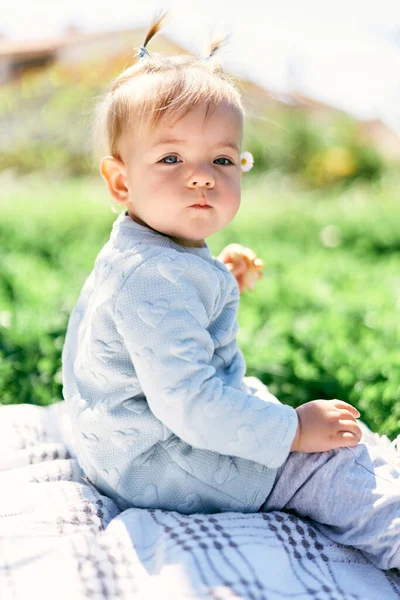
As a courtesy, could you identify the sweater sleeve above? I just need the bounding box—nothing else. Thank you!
[114,253,298,468]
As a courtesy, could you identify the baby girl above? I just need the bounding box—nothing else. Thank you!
[62,14,400,570]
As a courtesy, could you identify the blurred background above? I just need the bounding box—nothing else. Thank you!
[1,0,400,438]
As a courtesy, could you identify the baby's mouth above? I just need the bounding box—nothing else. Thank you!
[190,198,212,208]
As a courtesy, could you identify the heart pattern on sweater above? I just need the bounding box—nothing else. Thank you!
[185,297,208,327]
[162,385,185,407]
[122,398,148,414]
[70,393,90,413]
[157,254,188,283]
[112,428,139,449]
[171,337,203,362]
[76,398,91,413]
[99,260,112,282]
[101,466,121,489]
[93,371,109,392]
[137,299,169,328]
[131,347,154,368]
[234,425,260,451]
[177,493,204,515]
[82,432,99,446]
[95,339,123,362]
[214,455,239,485]
[133,484,159,508]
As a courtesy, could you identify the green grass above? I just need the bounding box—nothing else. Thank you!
[1,171,399,438]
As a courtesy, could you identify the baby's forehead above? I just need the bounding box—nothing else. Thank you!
[120,102,242,158]
[145,105,242,146]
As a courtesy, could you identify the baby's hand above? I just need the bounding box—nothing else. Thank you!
[290,399,362,453]
[218,243,264,293]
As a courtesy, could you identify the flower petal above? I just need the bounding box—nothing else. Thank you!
[240,151,254,173]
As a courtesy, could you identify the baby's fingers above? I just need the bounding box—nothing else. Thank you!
[225,259,247,276]
[337,431,361,447]
[333,400,360,419]
[338,420,362,439]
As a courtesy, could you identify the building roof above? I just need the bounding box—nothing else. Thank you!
[0,27,178,59]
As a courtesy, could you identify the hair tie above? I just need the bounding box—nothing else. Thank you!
[139,46,150,59]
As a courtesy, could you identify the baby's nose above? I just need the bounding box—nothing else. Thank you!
[187,168,215,188]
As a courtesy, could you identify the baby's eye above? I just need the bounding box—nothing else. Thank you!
[160,155,181,164]
[214,157,233,166]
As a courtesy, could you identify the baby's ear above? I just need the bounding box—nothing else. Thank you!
[99,156,129,205]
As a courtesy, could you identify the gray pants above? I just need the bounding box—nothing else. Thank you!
[260,443,400,570]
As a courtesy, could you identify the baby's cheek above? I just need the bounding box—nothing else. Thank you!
[227,178,241,205]
[224,190,241,220]
[151,175,179,202]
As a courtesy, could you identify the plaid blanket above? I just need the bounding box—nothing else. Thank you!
[1,401,399,600]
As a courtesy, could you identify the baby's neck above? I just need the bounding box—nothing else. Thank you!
[124,210,205,249]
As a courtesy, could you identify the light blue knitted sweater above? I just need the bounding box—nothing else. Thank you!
[62,211,299,514]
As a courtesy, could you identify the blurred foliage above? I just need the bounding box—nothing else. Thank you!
[0,57,394,188]
[0,57,127,176]
[244,111,386,189]
[0,173,399,440]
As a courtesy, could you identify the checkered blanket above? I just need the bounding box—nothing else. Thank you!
[1,401,399,600]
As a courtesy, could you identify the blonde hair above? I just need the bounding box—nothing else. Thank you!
[92,12,244,162]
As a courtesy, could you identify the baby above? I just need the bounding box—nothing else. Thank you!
[62,14,400,570]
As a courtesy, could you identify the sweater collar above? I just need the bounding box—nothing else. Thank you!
[110,211,215,263]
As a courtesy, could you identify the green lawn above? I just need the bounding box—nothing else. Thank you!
[1,171,399,438]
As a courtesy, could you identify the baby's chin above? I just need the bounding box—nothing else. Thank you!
[155,215,230,246]
[159,224,212,242]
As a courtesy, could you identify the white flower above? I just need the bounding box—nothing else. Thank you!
[240,151,254,173]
